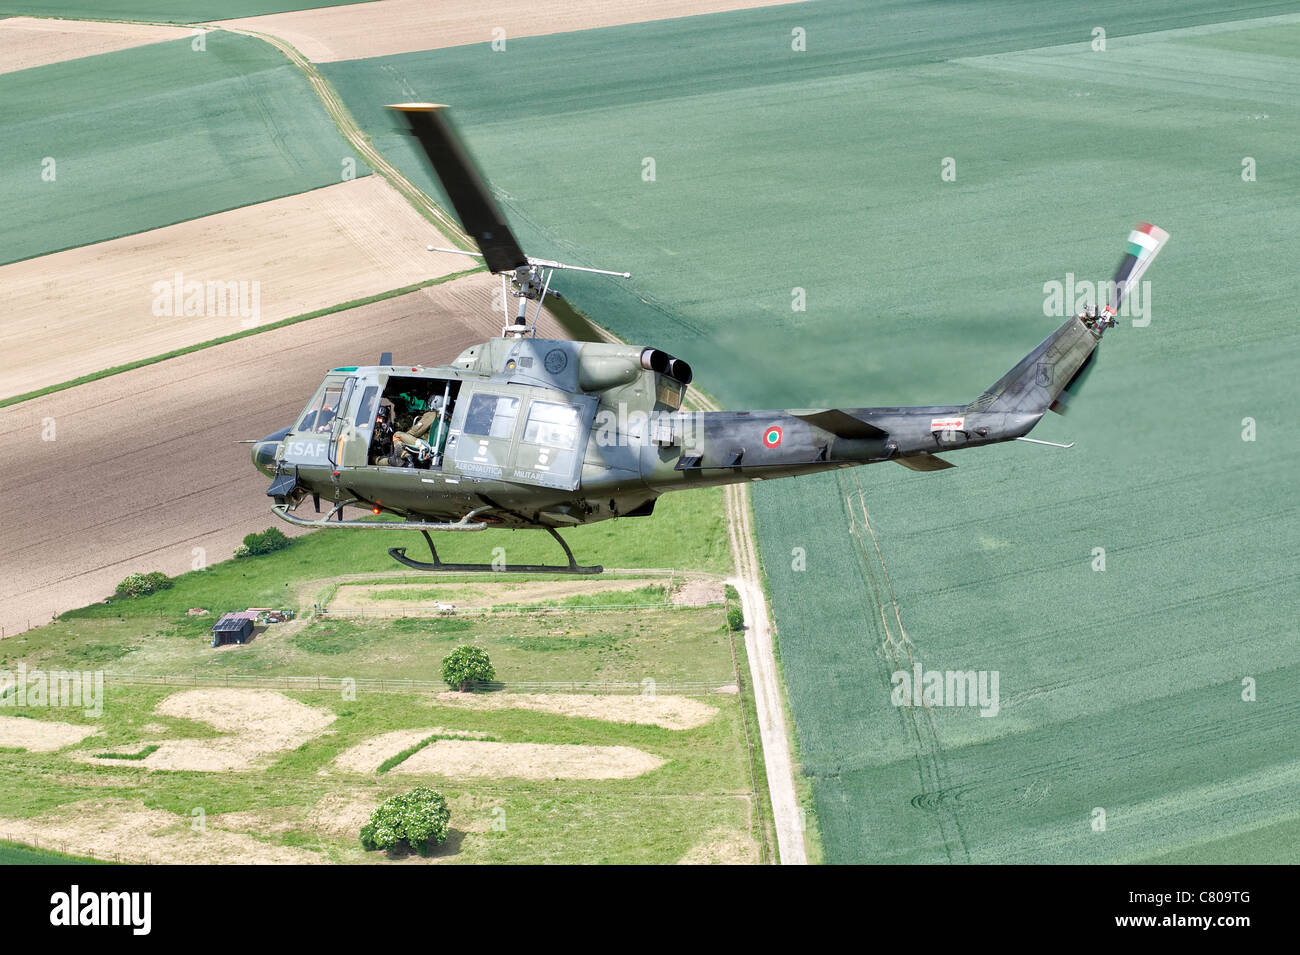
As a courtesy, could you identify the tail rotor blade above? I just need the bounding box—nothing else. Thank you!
[388,103,528,275]
[1108,222,1170,314]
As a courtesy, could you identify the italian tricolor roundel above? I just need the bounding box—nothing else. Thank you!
[763,425,783,449]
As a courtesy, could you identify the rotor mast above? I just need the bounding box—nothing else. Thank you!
[426,245,629,337]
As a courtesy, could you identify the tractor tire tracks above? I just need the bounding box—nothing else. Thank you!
[842,470,971,864]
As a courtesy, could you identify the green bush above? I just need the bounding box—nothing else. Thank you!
[359,787,450,855]
[145,571,173,592]
[114,571,174,599]
[440,645,495,691]
[724,584,744,630]
[238,527,291,557]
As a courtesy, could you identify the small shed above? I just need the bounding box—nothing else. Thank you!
[211,612,256,647]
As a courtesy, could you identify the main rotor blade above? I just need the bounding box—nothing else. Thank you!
[388,103,528,274]
[1108,222,1169,314]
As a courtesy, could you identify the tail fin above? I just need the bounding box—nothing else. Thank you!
[970,222,1169,418]
[967,314,1101,417]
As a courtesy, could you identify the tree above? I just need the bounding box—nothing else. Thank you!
[441,645,495,691]
[360,787,450,855]
[239,526,291,556]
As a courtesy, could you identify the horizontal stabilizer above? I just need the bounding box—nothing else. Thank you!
[794,410,889,440]
[895,453,956,471]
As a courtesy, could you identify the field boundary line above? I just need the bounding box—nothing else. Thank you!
[0,268,482,409]
[217,24,473,244]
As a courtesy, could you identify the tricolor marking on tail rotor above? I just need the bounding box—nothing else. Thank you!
[1126,222,1169,260]
[1108,221,1170,317]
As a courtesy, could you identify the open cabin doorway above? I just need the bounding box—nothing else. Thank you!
[368,375,463,470]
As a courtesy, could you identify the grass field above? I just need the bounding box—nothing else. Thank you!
[0,679,757,864]
[40,483,729,624]
[0,30,368,264]
[0,1,367,21]
[0,482,761,863]
[13,603,733,687]
[324,2,1300,862]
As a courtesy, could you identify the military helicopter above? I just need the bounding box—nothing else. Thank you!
[251,103,1169,574]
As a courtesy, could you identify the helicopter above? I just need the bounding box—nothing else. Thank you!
[251,103,1169,574]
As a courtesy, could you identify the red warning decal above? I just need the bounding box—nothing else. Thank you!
[930,417,965,432]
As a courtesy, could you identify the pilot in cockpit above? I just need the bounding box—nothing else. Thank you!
[369,403,399,465]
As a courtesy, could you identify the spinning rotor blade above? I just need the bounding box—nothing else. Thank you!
[388,103,528,274]
[1108,222,1169,314]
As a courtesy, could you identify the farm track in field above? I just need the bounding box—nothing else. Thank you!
[221,24,471,246]
[841,470,971,864]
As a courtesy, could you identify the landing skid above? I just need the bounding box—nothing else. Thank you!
[389,527,603,575]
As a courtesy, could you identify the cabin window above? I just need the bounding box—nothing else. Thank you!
[463,394,519,439]
[522,400,581,451]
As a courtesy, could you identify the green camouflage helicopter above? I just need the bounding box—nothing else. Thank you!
[252,104,1169,574]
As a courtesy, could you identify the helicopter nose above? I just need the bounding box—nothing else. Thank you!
[251,427,290,478]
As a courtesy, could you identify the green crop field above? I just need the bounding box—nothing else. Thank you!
[0,30,369,264]
[0,1,367,21]
[324,2,1300,862]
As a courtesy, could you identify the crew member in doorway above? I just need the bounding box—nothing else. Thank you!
[393,395,449,466]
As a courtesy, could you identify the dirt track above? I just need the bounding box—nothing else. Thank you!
[0,275,566,637]
[218,0,802,62]
[553,290,807,864]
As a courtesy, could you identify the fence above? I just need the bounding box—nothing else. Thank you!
[101,671,736,696]
[2,832,153,865]
[322,601,679,617]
